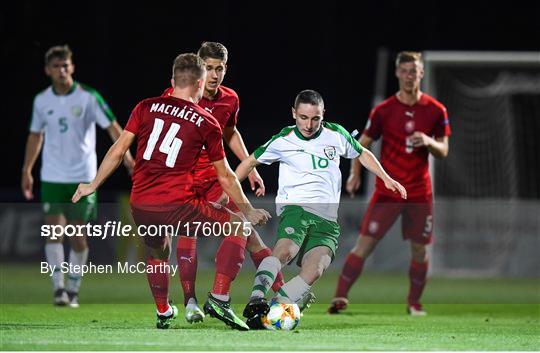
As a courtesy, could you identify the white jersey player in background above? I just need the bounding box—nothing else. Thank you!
[21,45,134,306]
[237,89,407,328]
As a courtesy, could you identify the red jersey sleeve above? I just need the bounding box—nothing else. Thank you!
[124,102,143,135]
[434,105,451,138]
[363,107,383,140]
[203,121,226,162]
[226,96,239,127]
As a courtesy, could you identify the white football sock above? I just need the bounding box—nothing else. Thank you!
[66,248,88,293]
[275,275,311,305]
[250,256,282,299]
[45,243,64,291]
[186,298,198,306]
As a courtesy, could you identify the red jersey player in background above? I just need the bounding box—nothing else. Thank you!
[328,51,451,316]
[73,53,270,331]
[163,42,286,323]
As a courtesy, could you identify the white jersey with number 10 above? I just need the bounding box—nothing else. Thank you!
[254,122,363,221]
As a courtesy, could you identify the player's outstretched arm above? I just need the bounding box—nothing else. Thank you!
[106,121,135,174]
[213,157,270,226]
[72,130,135,203]
[21,132,44,200]
[224,126,265,196]
[346,134,374,197]
[235,155,261,183]
[358,149,407,199]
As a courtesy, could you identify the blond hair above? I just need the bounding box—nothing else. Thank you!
[395,51,423,67]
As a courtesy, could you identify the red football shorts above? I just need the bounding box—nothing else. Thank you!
[131,198,232,248]
[359,192,433,244]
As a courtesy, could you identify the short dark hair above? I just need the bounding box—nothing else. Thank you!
[197,42,228,62]
[294,89,324,109]
[395,51,423,67]
[45,45,72,65]
[172,53,206,87]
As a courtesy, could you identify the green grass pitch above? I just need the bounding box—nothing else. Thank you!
[1,265,539,351]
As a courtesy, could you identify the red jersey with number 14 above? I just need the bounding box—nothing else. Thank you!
[363,93,451,198]
[124,96,225,208]
[162,85,239,180]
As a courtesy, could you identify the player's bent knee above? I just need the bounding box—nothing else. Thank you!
[272,248,295,265]
[143,234,171,255]
[315,256,331,278]
[411,249,427,263]
[272,240,299,264]
[146,245,170,261]
[353,235,378,258]
[300,266,324,285]
[301,251,331,284]
[277,252,293,265]
[68,235,88,251]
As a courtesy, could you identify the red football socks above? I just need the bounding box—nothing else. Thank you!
[177,236,198,306]
[146,257,170,313]
[408,259,428,305]
[212,235,247,296]
[335,253,364,298]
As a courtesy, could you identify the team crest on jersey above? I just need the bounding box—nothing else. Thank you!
[324,146,336,160]
[71,105,83,117]
[405,120,415,133]
[285,227,295,235]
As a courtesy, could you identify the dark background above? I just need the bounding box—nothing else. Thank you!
[3,1,539,200]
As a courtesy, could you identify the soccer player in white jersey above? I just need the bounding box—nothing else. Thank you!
[236,90,407,328]
[21,45,134,307]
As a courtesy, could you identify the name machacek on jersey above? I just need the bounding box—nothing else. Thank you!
[150,102,205,127]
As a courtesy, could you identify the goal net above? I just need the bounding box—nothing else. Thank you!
[423,51,540,277]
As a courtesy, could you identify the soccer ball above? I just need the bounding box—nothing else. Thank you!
[262,300,301,331]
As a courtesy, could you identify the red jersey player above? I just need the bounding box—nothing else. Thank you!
[163,42,285,323]
[328,51,451,316]
[72,53,270,331]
